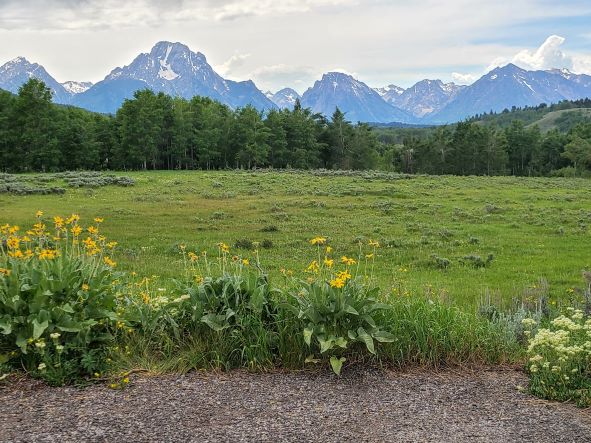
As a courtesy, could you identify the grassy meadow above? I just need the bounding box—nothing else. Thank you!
[2,170,590,310]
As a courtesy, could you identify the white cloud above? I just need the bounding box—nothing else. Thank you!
[215,53,251,77]
[250,64,318,93]
[1,1,590,90]
[452,35,591,85]
[451,72,479,85]
[511,35,573,71]
[0,0,358,30]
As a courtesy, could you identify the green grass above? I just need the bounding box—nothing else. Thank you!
[1,170,590,310]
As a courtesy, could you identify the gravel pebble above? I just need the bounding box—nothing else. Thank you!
[1,368,590,442]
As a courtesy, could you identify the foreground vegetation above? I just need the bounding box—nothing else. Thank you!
[0,214,517,381]
[2,79,591,176]
[1,211,590,407]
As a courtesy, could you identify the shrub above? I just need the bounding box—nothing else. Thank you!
[0,213,121,385]
[234,238,255,250]
[431,254,451,270]
[461,254,494,269]
[525,308,591,406]
[261,239,274,249]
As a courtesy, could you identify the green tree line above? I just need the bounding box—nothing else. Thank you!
[1,79,591,176]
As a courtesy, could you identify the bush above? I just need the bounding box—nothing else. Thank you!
[0,213,121,385]
[525,308,591,406]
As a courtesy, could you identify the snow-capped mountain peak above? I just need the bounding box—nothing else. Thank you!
[268,88,301,109]
[375,84,405,97]
[301,71,413,123]
[61,81,93,94]
[0,56,71,103]
[71,41,275,114]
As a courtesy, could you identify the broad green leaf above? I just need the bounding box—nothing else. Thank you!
[32,319,48,340]
[318,336,334,354]
[372,330,396,343]
[357,327,375,354]
[347,330,357,340]
[0,318,11,335]
[58,326,82,333]
[330,356,346,376]
[305,355,321,364]
[361,314,377,328]
[60,304,75,314]
[334,337,348,348]
[201,314,227,332]
[303,327,313,346]
[16,335,27,353]
[343,305,359,315]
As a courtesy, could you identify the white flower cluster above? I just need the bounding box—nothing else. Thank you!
[551,315,582,332]
[526,309,591,386]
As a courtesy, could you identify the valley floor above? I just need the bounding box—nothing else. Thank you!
[1,369,590,442]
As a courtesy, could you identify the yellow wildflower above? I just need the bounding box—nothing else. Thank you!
[66,214,80,225]
[8,249,23,259]
[38,249,58,260]
[242,258,250,266]
[306,260,320,273]
[336,270,352,281]
[104,256,117,268]
[341,256,357,266]
[94,217,104,224]
[6,236,20,250]
[35,210,43,218]
[324,257,334,268]
[330,278,345,288]
[310,236,327,246]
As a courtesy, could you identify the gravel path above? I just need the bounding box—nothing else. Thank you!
[1,368,590,442]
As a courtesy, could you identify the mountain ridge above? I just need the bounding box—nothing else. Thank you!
[1,43,591,123]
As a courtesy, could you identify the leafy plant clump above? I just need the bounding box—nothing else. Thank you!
[0,213,121,385]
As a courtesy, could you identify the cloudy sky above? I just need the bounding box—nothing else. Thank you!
[0,0,590,92]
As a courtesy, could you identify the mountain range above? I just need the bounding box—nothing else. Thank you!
[1,41,591,124]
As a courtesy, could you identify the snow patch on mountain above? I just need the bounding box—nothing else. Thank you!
[61,81,93,94]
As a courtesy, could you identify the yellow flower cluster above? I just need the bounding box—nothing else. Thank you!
[310,236,326,245]
[341,256,356,266]
[1,212,118,270]
[330,270,352,288]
